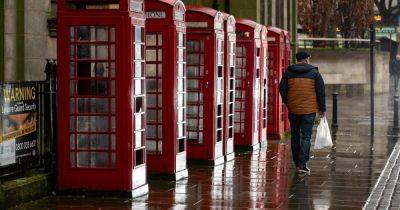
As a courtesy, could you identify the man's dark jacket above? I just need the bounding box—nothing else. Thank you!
[279,64,326,115]
[390,58,400,77]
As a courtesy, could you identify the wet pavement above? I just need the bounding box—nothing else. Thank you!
[13,94,398,209]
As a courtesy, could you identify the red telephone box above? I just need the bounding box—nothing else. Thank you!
[283,30,291,132]
[259,26,269,148]
[234,18,262,150]
[57,0,148,196]
[222,13,236,161]
[144,0,188,180]
[267,27,286,139]
[185,6,226,165]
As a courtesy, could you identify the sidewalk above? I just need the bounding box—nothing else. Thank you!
[13,94,396,209]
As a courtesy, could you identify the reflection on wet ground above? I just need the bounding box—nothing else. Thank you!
[13,94,397,209]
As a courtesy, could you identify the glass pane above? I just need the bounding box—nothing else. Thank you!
[147,95,156,107]
[147,140,156,152]
[158,34,162,45]
[158,50,162,61]
[178,63,184,77]
[135,97,144,113]
[77,45,108,60]
[135,44,143,60]
[146,49,157,62]
[178,79,185,92]
[77,80,109,96]
[135,62,142,78]
[70,116,75,131]
[178,108,185,122]
[146,34,157,46]
[135,27,143,42]
[178,93,185,107]
[147,125,156,138]
[77,116,109,132]
[77,134,109,149]
[77,98,109,113]
[147,64,156,77]
[135,79,143,95]
[146,79,157,92]
[178,124,184,138]
[135,131,142,148]
[147,109,157,121]
[135,114,142,131]
[70,134,75,149]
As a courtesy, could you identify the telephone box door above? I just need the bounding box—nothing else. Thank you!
[59,18,125,190]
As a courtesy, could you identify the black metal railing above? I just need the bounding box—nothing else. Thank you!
[0,60,57,181]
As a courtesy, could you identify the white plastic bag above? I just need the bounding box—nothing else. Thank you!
[314,117,333,149]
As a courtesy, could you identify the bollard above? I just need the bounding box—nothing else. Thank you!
[332,92,338,129]
[394,94,399,131]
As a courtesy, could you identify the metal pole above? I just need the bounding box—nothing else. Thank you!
[332,92,338,129]
[45,59,57,174]
[370,24,375,136]
[291,0,298,63]
[394,94,399,131]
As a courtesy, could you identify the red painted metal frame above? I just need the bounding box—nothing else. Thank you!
[57,0,148,194]
[283,30,291,132]
[267,26,286,139]
[234,18,262,150]
[259,26,268,148]
[144,0,188,178]
[222,13,236,161]
[185,6,225,165]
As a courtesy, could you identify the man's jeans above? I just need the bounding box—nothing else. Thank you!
[289,113,316,168]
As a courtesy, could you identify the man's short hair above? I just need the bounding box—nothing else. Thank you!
[296,52,311,61]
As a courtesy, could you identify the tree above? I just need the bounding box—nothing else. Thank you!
[336,0,374,39]
[298,0,336,37]
[374,0,400,25]
[298,0,374,39]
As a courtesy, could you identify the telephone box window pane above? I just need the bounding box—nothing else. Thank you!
[135,114,142,131]
[70,134,75,149]
[110,28,115,42]
[147,64,156,77]
[135,97,144,113]
[146,34,157,46]
[134,79,143,95]
[146,49,157,62]
[178,33,184,47]
[147,95,156,107]
[157,34,162,45]
[147,126,156,138]
[77,116,109,132]
[69,98,75,114]
[77,80,109,96]
[158,50,162,61]
[178,124,184,137]
[178,79,184,92]
[147,140,156,153]
[135,27,143,43]
[147,109,156,122]
[69,116,75,131]
[178,48,184,62]
[77,134,109,149]
[147,79,157,92]
[77,98,109,113]
[70,62,76,77]
[178,63,184,77]
[76,45,109,60]
[135,44,142,60]
[135,131,142,148]
[70,152,76,167]
[135,62,142,78]
[178,108,185,122]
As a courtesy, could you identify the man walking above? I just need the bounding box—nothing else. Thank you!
[390,54,400,93]
[279,52,326,175]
